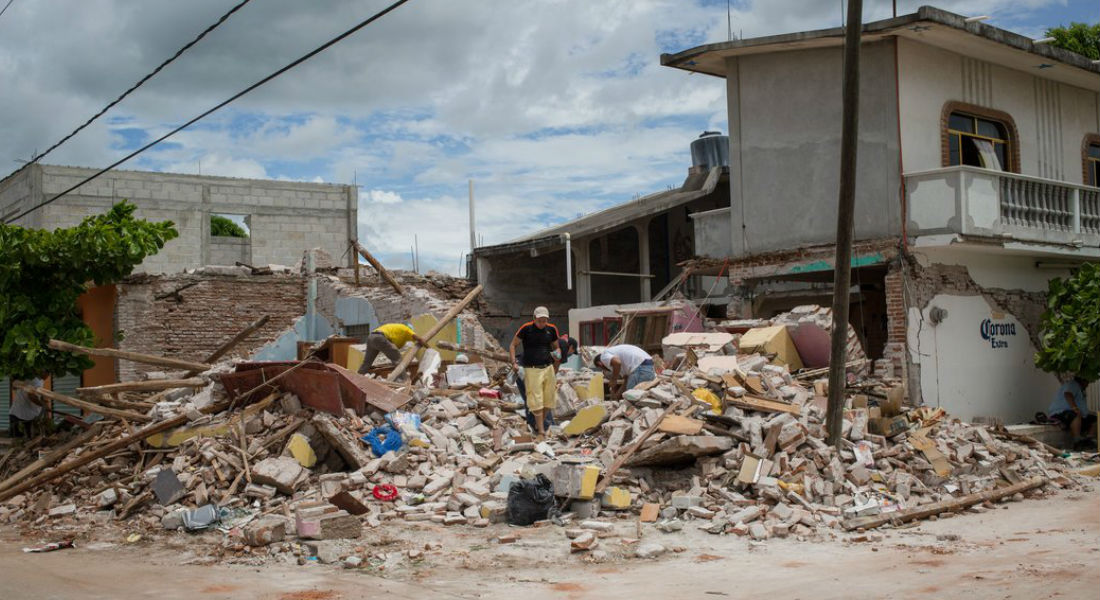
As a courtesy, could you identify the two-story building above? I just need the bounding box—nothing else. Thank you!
[662,6,1099,423]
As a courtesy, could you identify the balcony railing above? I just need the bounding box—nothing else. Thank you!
[906,166,1100,248]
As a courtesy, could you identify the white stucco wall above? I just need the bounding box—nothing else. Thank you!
[908,294,1059,423]
[897,37,1100,179]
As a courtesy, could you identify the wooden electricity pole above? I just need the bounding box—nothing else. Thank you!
[826,0,863,447]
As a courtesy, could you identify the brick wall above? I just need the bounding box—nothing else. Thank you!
[116,272,307,381]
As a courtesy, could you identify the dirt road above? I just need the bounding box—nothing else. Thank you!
[1,481,1095,600]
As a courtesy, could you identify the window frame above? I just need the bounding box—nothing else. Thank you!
[1083,134,1100,187]
[940,101,1019,173]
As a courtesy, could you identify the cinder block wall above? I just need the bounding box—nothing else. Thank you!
[116,273,307,381]
[0,164,357,274]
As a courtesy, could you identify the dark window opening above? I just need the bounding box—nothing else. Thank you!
[947,112,1010,171]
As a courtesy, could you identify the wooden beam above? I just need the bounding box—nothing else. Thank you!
[351,239,405,295]
[727,394,801,416]
[15,383,152,422]
[388,285,483,381]
[193,314,271,372]
[49,339,211,372]
[436,340,510,363]
[0,424,104,493]
[0,396,239,503]
[78,378,206,395]
[842,476,1046,531]
[595,398,687,494]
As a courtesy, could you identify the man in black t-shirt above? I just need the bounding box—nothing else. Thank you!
[509,306,561,439]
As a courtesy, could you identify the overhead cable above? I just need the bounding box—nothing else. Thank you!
[5,0,412,224]
[3,0,253,181]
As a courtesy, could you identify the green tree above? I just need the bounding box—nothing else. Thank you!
[0,202,178,380]
[210,214,248,237]
[1045,22,1100,60]
[1035,262,1100,382]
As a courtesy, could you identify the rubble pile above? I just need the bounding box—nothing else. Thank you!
[0,300,1086,565]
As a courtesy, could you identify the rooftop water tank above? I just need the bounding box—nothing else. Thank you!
[690,131,729,170]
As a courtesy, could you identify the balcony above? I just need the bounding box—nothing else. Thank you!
[906,166,1100,249]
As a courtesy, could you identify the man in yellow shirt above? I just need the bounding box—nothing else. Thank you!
[357,323,429,374]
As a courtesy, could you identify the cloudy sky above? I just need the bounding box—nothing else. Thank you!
[0,0,1095,273]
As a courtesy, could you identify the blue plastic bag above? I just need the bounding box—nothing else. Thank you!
[361,425,402,457]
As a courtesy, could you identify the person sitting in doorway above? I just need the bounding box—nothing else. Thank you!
[1047,375,1096,448]
[9,377,46,438]
[594,344,656,400]
[356,323,429,375]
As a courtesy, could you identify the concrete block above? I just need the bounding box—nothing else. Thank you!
[600,487,631,510]
[552,463,601,500]
[670,495,702,509]
[243,517,287,546]
[287,433,317,468]
[251,457,307,495]
[563,404,608,436]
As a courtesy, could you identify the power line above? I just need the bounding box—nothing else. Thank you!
[2,0,253,182]
[0,0,15,22]
[5,0,413,224]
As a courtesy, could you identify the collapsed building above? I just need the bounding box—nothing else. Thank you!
[473,7,1100,426]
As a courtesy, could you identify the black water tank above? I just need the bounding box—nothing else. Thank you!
[690,131,729,170]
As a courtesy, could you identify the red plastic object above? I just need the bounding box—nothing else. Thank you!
[372,484,398,501]
[478,387,501,399]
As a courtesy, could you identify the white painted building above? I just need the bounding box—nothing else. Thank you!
[663,6,1099,422]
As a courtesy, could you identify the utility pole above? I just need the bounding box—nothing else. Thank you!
[826,0,863,447]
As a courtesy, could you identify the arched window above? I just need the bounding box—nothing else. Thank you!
[946,111,1010,171]
[1084,135,1100,187]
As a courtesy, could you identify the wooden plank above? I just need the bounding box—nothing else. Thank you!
[842,477,1046,531]
[0,424,104,493]
[436,340,511,363]
[727,394,801,416]
[595,399,687,494]
[0,396,241,503]
[352,239,405,295]
[657,414,704,435]
[388,285,483,381]
[15,383,152,422]
[49,339,210,372]
[78,378,206,395]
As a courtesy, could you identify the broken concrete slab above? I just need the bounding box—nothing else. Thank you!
[152,469,186,505]
[251,456,307,495]
[626,436,734,467]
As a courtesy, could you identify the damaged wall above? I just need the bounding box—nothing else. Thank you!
[116,270,307,381]
[476,249,573,345]
[902,247,1070,423]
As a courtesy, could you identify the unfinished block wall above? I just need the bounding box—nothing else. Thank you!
[0,164,356,274]
[115,272,307,381]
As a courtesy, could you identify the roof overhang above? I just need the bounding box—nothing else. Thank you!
[661,6,1100,90]
[474,166,726,259]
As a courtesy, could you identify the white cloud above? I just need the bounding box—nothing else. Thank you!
[367,189,403,204]
[0,0,1088,274]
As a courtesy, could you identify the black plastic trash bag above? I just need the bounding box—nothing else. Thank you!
[506,474,555,526]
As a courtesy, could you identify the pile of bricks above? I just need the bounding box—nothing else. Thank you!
[0,319,1084,565]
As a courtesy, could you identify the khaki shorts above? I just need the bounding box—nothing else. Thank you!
[523,365,557,411]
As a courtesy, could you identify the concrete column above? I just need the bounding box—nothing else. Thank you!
[346,185,358,267]
[200,183,211,267]
[725,56,744,257]
[574,241,592,308]
[636,221,651,301]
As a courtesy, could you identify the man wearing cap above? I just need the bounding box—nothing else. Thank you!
[594,344,655,400]
[357,322,430,375]
[509,306,561,439]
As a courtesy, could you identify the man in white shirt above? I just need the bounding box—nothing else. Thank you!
[594,344,655,400]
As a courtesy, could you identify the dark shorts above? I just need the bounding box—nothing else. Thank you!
[1051,410,1097,430]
